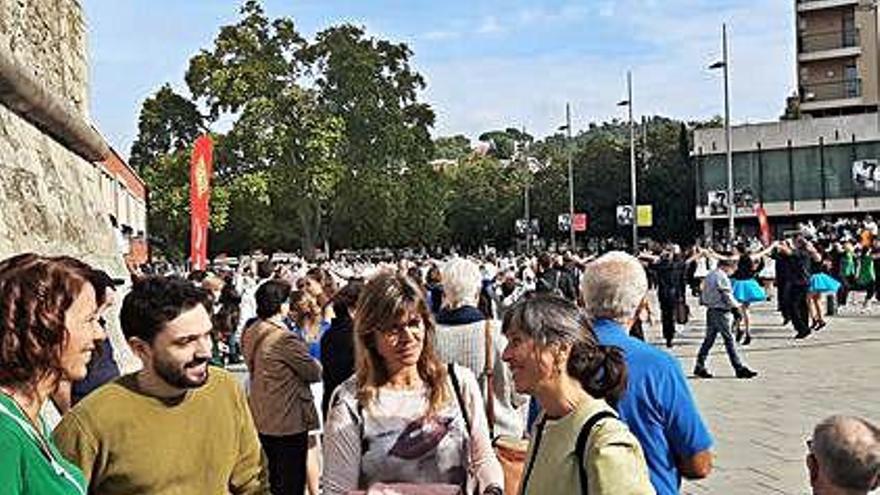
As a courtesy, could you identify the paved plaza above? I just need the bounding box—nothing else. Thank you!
[642,296,880,495]
[228,294,879,494]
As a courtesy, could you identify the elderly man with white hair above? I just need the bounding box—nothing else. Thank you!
[582,251,714,495]
[807,415,880,495]
[433,257,529,440]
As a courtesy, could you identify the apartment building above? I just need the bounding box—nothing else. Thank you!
[797,0,880,116]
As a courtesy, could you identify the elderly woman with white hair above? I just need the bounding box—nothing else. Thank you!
[581,251,714,495]
[433,257,529,442]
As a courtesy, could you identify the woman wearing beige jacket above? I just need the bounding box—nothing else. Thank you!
[242,279,322,495]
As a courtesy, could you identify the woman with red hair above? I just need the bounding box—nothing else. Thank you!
[0,253,105,494]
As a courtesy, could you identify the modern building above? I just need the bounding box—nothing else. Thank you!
[797,0,880,116]
[693,113,880,238]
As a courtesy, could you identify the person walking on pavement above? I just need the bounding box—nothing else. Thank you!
[694,258,758,379]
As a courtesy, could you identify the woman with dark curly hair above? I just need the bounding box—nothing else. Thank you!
[502,295,654,495]
[323,272,503,495]
[0,253,104,494]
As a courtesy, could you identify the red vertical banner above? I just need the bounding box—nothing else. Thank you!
[190,135,213,270]
[756,205,771,247]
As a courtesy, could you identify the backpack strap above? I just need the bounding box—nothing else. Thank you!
[448,363,471,435]
[519,415,547,494]
[482,319,495,438]
[575,410,618,495]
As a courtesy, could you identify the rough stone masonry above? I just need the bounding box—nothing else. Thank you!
[0,0,139,373]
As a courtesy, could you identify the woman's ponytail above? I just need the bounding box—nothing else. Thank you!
[568,342,628,406]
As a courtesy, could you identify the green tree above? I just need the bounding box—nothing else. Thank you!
[303,23,436,248]
[129,86,231,261]
[129,84,204,175]
[433,135,471,161]
[185,0,343,257]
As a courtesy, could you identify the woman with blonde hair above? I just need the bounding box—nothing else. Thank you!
[323,272,503,495]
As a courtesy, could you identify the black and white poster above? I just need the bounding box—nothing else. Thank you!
[707,190,729,216]
[616,205,633,226]
[852,159,880,192]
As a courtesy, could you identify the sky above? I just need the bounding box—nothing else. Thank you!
[83,0,795,158]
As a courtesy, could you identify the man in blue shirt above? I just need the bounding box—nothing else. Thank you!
[582,251,714,495]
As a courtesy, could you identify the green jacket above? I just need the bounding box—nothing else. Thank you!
[840,251,856,278]
[0,393,87,495]
[857,253,876,285]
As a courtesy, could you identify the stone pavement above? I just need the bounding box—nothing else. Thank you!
[640,295,880,495]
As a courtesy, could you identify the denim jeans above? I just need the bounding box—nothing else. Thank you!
[696,308,744,371]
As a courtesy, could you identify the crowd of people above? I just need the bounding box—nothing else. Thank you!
[2,219,880,495]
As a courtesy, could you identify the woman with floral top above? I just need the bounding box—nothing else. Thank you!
[323,272,503,495]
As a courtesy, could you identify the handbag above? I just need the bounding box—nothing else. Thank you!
[674,301,690,325]
[483,319,529,495]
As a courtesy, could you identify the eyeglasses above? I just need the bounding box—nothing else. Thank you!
[381,317,424,342]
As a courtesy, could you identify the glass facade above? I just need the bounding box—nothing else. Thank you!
[696,136,880,208]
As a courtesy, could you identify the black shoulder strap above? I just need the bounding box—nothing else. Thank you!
[520,416,547,494]
[575,410,618,495]
[448,363,471,434]
[356,402,369,453]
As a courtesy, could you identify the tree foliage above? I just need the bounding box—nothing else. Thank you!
[134,1,706,258]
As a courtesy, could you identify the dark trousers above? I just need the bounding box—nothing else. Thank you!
[660,302,676,345]
[777,282,791,320]
[789,284,810,335]
[697,309,744,371]
[838,276,854,306]
[259,432,308,495]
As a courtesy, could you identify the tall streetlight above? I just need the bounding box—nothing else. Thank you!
[709,23,735,242]
[518,128,533,254]
[558,103,575,250]
[617,71,637,252]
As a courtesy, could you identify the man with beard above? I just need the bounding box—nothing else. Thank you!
[53,276,268,494]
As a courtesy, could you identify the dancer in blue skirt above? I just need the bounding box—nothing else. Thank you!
[808,255,841,331]
[709,242,776,345]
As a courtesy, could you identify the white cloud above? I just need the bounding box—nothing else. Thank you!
[517,4,589,25]
[422,30,460,41]
[423,0,796,139]
[477,16,503,35]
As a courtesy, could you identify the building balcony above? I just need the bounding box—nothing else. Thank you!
[800,78,864,111]
[798,29,861,61]
[797,0,859,13]
[801,78,862,101]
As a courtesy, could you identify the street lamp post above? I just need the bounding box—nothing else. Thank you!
[566,103,575,250]
[617,71,637,252]
[519,130,532,254]
[710,23,735,242]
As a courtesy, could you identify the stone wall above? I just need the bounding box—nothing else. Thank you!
[0,0,89,114]
[0,0,138,373]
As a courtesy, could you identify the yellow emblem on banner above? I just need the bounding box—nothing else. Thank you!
[195,156,210,197]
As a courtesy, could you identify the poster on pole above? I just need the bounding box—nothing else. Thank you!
[190,135,213,270]
[637,205,653,227]
[616,205,633,226]
[852,159,880,192]
[557,214,571,232]
[573,213,588,232]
